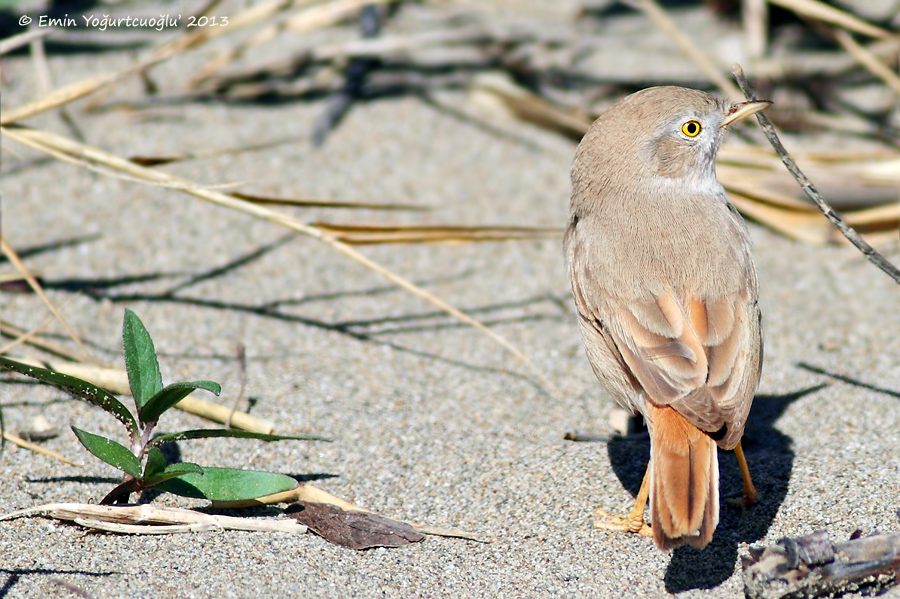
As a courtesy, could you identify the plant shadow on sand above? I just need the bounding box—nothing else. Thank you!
[604,384,826,592]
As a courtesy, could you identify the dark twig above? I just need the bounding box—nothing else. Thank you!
[313,5,383,146]
[732,64,900,285]
[742,529,900,598]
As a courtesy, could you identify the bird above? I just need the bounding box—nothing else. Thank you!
[563,86,769,550]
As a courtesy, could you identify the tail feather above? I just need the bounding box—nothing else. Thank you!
[647,404,719,550]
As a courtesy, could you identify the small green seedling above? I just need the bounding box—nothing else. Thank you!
[0,309,328,504]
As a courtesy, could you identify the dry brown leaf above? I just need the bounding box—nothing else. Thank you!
[288,500,424,549]
[213,484,491,542]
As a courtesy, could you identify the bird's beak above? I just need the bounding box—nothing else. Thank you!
[720,100,772,128]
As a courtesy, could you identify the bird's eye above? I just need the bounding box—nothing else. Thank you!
[681,120,702,137]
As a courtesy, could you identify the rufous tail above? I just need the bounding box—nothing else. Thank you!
[647,403,719,550]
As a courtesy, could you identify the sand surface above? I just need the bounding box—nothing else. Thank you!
[2,1,899,597]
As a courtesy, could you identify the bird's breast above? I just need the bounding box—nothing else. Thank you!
[572,189,752,300]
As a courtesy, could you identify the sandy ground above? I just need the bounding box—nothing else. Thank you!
[1,1,899,597]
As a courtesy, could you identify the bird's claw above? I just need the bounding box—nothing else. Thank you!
[593,508,653,537]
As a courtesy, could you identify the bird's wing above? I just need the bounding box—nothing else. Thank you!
[571,272,760,447]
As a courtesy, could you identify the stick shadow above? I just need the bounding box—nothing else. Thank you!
[0,568,114,599]
[605,384,825,592]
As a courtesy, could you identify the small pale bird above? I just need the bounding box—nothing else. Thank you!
[564,86,769,550]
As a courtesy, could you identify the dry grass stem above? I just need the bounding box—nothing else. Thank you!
[1,125,551,391]
[310,222,562,244]
[1,431,77,466]
[767,0,895,40]
[0,238,98,365]
[2,61,149,126]
[472,73,591,138]
[1,0,287,125]
[749,38,900,79]
[0,313,57,356]
[728,193,836,243]
[625,0,743,100]
[831,28,900,95]
[174,396,274,434]
[231,191,429,211]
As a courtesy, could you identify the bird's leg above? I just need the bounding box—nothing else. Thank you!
[734,440,758,507]
[594,464,653,537]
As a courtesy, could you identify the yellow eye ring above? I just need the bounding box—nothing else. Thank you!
[681,120,702,137]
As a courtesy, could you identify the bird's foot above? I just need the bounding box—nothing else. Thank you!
[593,507,653,537]
[725,489,759,510]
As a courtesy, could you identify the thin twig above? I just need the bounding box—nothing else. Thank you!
[732,65,900,285]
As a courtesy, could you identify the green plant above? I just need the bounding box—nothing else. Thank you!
[0,309,328,504]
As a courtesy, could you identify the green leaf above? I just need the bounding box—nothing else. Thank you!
[139,380,221,425]
[144,462,204,487]
[71,426,142,478]
[149,428,330,448]
[122,309,163,411]
[143,447,167,479]
[154,467,298,501]
[1,356,138,441]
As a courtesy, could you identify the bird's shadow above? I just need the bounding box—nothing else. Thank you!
[606,384,825,592]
